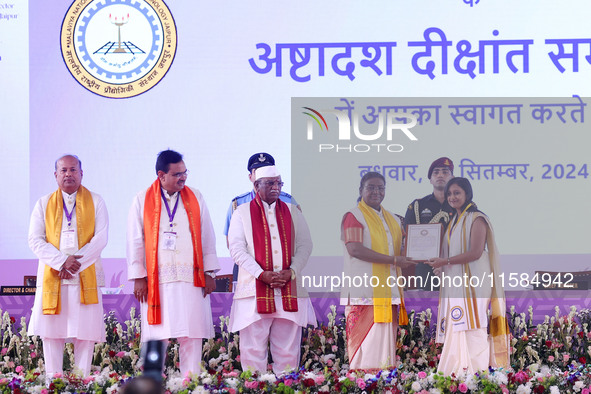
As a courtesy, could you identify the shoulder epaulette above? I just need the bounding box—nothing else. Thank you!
[235,191,251,199]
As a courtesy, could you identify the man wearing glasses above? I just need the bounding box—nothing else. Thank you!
[127,149,220,377]
[223,152,299,281]
[227,165,315,374]
[403,157,455,290]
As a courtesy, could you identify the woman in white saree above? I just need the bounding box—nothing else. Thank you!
[428,177,510,376]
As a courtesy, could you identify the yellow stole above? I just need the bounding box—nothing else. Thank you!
[473,213,510,369]
[358,200,408,325]
[43,186,98,315]
[447,211,510,368]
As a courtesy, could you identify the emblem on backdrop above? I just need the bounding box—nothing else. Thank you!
[61,0,177,98]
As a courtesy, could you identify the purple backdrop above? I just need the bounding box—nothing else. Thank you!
[2,290,590,333]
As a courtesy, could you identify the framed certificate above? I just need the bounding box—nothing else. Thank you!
[405,223,442,261]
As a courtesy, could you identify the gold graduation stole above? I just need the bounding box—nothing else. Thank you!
[42,185,98,315]
[358,200,408,325]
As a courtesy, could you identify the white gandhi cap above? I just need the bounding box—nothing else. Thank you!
[254,165,280,180]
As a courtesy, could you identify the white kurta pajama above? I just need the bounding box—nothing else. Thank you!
[28,190,108,377]
[228,200,316,375]
[127,186,220,376]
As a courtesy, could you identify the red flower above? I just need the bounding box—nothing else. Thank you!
[303,378,316,387]
[109,351,116,358]
[425,321,430,327]
[533,385,545,394]
[545,340,552,348]
[579,356,587,364]
[514,371,529,384]
[10,316,15,324]
[578,332,585,339]
[428,360,436,367]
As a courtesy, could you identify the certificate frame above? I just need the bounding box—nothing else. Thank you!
[405,223,442,262]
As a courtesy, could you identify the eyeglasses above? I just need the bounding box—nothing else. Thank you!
[364,185,385,192]
[262,181,284,188]
[171,170,189,178]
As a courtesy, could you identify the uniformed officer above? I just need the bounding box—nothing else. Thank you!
[404,157,454,290]
[224,153,299,280]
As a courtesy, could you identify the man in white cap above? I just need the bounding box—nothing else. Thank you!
[227,166,315,374]
[223,153,299,282]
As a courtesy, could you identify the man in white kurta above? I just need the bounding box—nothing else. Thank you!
[228,166,316,375]
[28,155,108,378]
[127,150,220,377]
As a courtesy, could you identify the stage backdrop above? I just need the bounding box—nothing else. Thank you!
[0,0,589,294]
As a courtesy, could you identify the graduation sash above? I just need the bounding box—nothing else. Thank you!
[250,194,298,314]
[143,179,205,325]
[358,200,408,325]
[438,211,510,368]
[42,185,98,315]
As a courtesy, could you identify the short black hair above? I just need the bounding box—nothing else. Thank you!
[155,150,183,174]
[55,154,82,171]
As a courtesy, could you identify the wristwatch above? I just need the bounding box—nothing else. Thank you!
[205,271,216,279]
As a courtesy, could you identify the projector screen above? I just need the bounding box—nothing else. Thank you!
[0,0,589,288]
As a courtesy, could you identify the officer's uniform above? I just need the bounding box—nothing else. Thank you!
[404,193,454,290]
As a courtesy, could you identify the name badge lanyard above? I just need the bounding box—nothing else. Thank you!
[161,188,180,230]
[63,199,76,228]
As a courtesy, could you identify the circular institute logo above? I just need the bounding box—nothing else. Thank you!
[61,0,177,98]
[450,306,464,321]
